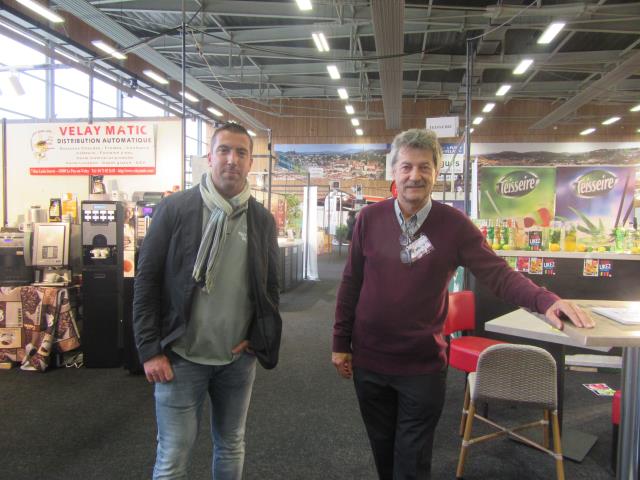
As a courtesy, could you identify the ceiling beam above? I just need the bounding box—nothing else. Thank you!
[370,0,404,129]
[529,49,640,129]
[54,0,267,129]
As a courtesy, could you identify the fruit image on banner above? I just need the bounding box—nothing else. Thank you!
[478,167,556,225]
[555,166,636,248]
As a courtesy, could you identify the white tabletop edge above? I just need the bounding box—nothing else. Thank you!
[485,309,611,351]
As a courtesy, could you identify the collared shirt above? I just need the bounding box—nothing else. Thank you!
[394,198,432,237]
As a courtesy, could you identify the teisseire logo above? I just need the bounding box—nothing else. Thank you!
[573,170,617,198]
[495,171,539,197]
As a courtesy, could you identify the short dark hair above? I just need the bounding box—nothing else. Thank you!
[211,122,254,152]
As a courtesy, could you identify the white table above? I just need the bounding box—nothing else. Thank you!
[485,300,640,480]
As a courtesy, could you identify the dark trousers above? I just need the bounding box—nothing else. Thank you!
[353,367,447,480]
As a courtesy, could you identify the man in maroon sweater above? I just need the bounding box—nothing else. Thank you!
[332,129,593,480]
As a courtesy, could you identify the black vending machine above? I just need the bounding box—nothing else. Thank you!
[81,201,124,367]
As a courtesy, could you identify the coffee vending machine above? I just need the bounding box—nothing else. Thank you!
[81,201,124,367]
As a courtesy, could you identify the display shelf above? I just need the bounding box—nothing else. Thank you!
[494,250,640,260]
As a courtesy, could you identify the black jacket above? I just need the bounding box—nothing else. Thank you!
[132,185,282,369]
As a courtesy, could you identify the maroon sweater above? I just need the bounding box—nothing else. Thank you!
[333,199,560,376]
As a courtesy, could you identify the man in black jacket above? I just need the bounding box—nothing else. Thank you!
[133,122,281,479]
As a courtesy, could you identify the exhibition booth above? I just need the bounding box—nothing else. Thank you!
[2,120,638,371]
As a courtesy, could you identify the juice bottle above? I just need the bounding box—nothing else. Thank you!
[500,220,509,248]
[487,219,494,246]
[563,222,577,252]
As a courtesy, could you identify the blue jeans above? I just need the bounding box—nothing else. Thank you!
[152,352,257,479]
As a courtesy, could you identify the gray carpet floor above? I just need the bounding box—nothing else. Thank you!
[0,252,618,479]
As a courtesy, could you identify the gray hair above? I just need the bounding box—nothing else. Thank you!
[389,129,442,170]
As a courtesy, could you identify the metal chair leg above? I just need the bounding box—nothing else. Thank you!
[456,402,476,479]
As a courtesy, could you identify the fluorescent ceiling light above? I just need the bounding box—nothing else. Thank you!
[482,102,495,113]
[472,116,483,125]
[295,0,312,11]
[312,32,329,52]
[496,84,511,96]
[630,104,640,112]
[247,130,257,137]
[580,127,596,135]
[16,0,64,23]
[55,48,79,63]
[207,107,223,117]
[345,104,355,115]
[469,128,475,133]
[513,59,533,75]
[602,116,620,125]
[143,69,169,85]
[8,73,25,96]
[537,22,565,44]
[337,88,349,99]
[327,65,340,79]
[180,91,198,103]
[351,118,360,126]
[91,40,126,60]
[355,129,363,136]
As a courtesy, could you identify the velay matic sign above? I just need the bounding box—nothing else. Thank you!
[18,121,157,175]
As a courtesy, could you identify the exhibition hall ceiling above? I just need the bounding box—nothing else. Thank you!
[1,0,640,130]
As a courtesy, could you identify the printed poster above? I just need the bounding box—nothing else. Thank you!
[555,166,636,249]
[583,383,616,396]
[478,167,556,226]
[10,121,157,175]
[275,144,390,180]
[529,257,543,275]
[542,258,556,276]
[516,257,530,273]
[583,259,599,277]
[504,256,517,269]
[598,260,613,278]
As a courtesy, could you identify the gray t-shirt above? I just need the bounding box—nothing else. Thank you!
[172,206,253,365]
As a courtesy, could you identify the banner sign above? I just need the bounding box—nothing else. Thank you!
[275,143,389,181]
[478,166,556,224]
[440,142,465,175]
[555,166,636,238]
[426,116,459,138]
[14,121,157,175]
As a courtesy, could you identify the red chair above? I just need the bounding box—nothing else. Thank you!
[612,390,621,472]
[443,290,508,434]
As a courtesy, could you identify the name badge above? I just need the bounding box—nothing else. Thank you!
[404,234,434,263]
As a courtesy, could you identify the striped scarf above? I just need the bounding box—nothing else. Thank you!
[192,173,251,293]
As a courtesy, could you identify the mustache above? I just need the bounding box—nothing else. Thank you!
[404,182,426,187]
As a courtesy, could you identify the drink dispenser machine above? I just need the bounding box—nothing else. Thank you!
[81,201,124,367]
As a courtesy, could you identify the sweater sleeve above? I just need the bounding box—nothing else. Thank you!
[333,211,366,353]
[457,218,559,314]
